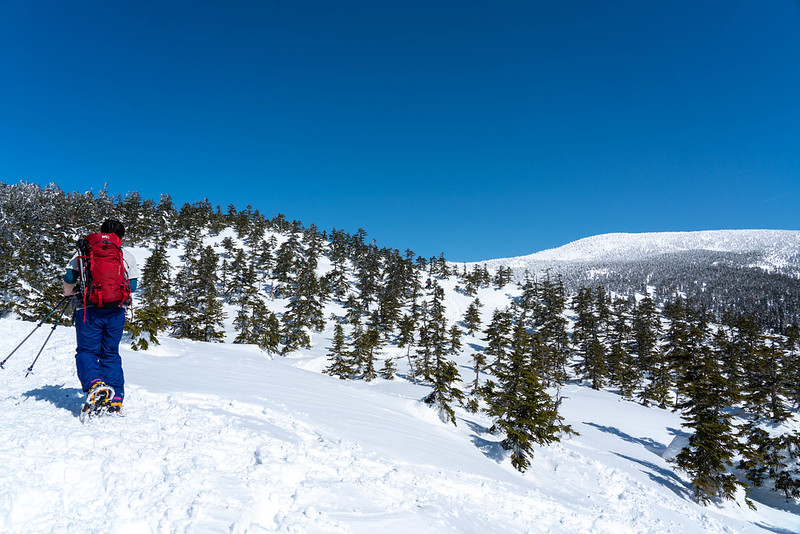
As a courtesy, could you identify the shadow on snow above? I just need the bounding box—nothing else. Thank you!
[463,419,507,463]
[583,421,667,455]
[582,422,693,499]
[22,384,83,418]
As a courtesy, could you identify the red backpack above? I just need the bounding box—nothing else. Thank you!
[77,233,132,311]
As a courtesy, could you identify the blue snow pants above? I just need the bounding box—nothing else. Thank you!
[74,307,126,403]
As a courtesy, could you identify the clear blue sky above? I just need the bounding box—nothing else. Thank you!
[2,1,799,261]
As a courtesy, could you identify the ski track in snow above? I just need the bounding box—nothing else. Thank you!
[1,320,799,534]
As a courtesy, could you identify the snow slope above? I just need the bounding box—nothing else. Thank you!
[1,318,799,533]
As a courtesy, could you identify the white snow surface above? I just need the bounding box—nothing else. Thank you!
[476,230,800,269]
[1,318,799,533]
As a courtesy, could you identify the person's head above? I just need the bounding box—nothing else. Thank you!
[100,219,125,239]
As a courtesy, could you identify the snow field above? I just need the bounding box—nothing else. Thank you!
[0,322,543,533]
[1,311,799,533]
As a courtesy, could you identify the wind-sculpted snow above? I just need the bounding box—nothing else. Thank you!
[1,319,798,533]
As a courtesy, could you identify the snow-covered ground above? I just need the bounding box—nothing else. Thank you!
[1,317,799,533]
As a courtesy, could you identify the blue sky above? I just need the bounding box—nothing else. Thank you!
[2,1,799,261]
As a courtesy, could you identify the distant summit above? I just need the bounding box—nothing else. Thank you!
[476,230,800,275]
[464,230,800,330]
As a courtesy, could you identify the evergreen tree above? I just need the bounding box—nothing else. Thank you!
[397,311,417,373]
[738,425,800,500]
[608,297,637,398]
[414,300,433,380]
[536,273,570,387]
[273,232,301,294]
[673,308,745,506]
[325,229,351,301]
[254,303,282,354]
[129,242,171,350]
[713,316,742,406]
[355,243,382,310]
[232,204,253,238]
[194,246,226,342]
[572,287,607,389]
[428,252,450,280]
[171,241,225,342]
[484,322,571,472]
[483,308,514,377]
[422,357,464,426]
[379,356,397,380]
[0,225,15,315]
[377,250,409,336]
[352,320,381,381]
[756,335,791,422]
[233,296,280,353]
[463,264,490,295]
[415,286,449,382]
[773,432,800,500]
[468,348,488,404]
[279,248,327,355]
[781,326,800,410]
[296,254,327,331]
[419,288,459,417]
[448,324,462,356]
[664,298,698,409]
[232,299,254,346]
[632,295,663,404]
[176,199,213,236]
[463,298,483,336]
[324,322,356,379]
[494,266,513,289]
[516,273,539,324]
[224,248,258,305]
[735,322,792,421]
[155,193,177,236]
[280,295,312,356]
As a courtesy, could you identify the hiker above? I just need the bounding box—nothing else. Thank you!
[63,219,139,415]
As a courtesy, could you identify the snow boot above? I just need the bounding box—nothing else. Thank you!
[107,398,125,417]
[79,381,115,423]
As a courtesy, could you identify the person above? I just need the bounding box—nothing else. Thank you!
[63,219,139,415]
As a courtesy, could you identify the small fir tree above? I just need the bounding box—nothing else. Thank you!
[325,322,356,379]
[463,299,482,336]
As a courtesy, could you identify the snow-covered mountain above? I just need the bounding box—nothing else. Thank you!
[478,230,800,272]
[467,230,800,329]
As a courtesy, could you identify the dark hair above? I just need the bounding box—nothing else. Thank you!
[100,219,125,239]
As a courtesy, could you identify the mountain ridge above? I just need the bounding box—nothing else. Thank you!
[475,229,800,268]
[461,229,800,329]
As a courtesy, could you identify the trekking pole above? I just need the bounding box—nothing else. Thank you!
[25,298,71,377]
[0,296,71,369]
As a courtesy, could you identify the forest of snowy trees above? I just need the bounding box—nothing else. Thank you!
[523,252,800,333]
[1,181,799,506]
